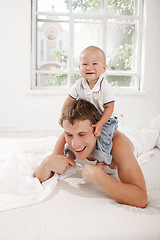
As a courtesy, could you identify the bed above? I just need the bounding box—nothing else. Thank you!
[0,115,160,240]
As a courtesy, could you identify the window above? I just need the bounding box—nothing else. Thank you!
[31,0,144,91]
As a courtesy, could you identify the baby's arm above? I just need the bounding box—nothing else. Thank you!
[93,101,114,137]
[59,96,74,127]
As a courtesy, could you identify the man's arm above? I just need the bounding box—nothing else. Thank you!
[82,131,148,208]
[34,133,75,183]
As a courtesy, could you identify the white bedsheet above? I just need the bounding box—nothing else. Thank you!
[0,148,160,240]
[0,125,159,212]
[0,117,160,240]
[0,125,160,239]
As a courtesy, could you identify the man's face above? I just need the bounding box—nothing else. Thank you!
[63,119,97,160]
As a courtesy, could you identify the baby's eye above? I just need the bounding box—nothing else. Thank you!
[82,63,87,65]
[93,63,98,65]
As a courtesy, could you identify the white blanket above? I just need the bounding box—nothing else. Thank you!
[0,124,159,212]
[0,149,160,240]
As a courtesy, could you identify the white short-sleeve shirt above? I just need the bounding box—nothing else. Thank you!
[69,74,115,114]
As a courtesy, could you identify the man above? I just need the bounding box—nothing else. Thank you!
[35,99,148,208]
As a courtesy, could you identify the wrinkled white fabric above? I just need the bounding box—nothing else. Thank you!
[120,127,159,158]
[149,114,160,148]
[0,136,83,211]
[0,121,159,211]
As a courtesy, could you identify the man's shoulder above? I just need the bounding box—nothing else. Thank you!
[113,131,132,148]
[112,131,135,164]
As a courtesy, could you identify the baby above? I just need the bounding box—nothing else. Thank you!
[59,46,118,165]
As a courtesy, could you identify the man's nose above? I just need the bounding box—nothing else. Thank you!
[72,136,81,149]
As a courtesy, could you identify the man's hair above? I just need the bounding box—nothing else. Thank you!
[61,99,101,126]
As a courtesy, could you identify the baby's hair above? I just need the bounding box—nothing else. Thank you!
[80,46,106,64]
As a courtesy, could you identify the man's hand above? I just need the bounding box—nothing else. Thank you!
[82,162,106,184]
[35,154,75,183]
[47,155,75,175]
[65,150,75,161]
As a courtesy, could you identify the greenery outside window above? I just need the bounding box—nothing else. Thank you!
[31,0,144,91]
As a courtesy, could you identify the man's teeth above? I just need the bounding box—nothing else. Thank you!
[75,147,86,152]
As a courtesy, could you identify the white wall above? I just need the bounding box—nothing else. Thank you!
[0,0,160,135]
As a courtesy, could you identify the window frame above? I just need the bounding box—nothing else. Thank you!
[31,0,144,94]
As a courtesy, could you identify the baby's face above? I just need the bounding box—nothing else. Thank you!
[79,47,106,84]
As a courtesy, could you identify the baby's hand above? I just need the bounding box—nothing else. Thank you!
[92,124,103,137]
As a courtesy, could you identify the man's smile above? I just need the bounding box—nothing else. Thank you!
[74,146,87,152]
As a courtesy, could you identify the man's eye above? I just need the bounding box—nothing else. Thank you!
[65,134,72,137]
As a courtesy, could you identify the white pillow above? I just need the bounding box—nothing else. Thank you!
[157,136,160,149]
[149,114,160,149]
[120,127,159,156]
[149,114,160,131]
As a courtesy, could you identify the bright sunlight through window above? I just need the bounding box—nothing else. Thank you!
[31,0,144,91]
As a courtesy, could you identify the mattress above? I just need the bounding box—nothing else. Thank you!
[0,127,160,240]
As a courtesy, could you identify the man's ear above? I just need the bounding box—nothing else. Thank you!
[103,64,107,72]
